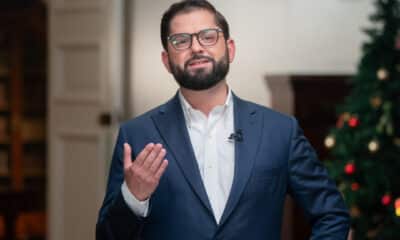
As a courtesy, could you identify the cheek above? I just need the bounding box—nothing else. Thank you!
[171,54,189,67]
[214,49,228,63]
[210,44,228,60]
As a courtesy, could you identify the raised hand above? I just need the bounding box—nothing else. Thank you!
[123,143,168,201]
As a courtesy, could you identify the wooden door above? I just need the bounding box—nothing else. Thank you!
[47,0,124,239]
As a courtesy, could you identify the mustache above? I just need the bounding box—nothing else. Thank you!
[184,55,215,68]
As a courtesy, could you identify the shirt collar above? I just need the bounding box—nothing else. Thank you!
[178,86,233,126]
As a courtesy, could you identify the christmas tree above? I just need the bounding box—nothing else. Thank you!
[324,0,400,239]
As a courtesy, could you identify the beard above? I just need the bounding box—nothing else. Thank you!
[169,49,230,91]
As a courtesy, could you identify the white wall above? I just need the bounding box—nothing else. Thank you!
[129,0,374,116]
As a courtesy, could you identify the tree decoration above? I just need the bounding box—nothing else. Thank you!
[342,112,351,121]
[368,139,380,153]
[350,205,361,217]
[348,116,360,128]
[377,68,389,81]
[381,194,392,206]
[344,163,356,175]
[351,182,360,191]
[336,115,345,129]
[395,198,400,217]
[370,96,382,108]
[336,112,351,128]
[338,183,347,193]
[324,135,336,149]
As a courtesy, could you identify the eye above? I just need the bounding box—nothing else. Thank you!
[171,34,191,48]
[203,35,216,41]
[199,30,218,44]
[174,38,189,45]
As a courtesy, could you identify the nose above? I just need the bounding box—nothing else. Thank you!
[190,35,204,53]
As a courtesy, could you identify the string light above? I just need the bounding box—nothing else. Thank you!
[368,140,380,153]
[395,198,400,217]
[324,135,335,149]
[377,68,389,81]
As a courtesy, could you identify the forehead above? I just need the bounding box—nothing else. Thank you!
[169,9,217,35]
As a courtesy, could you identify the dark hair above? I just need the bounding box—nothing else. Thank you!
[160,0,230,51]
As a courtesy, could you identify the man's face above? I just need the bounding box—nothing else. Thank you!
[162,10,235,90]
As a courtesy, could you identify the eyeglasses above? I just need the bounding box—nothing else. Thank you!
[168,28,223,50]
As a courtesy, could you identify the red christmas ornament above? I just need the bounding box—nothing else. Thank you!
[348,117,359,128]
[381,194,392,206]
[351,183,360,191]
[344,163,356,175]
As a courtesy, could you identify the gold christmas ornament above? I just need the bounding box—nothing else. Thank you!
[350,206,361,218]
[338,183,347,193]
[370,96,382,108]
[324,135,336,149]
[342,112,351,121]
[368,140,380,153]
[377,68,389,81]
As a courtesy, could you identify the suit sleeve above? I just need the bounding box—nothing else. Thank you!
[96,127,146,240]
[287,117,350,240]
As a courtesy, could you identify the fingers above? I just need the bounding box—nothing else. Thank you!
[142,144,163,169]
[149,148,167,174]
[125,142,168,178]
[154,160,168,180]
[134,143,155,166]
[123,143,132,170]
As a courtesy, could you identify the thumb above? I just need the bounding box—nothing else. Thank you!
[123,143,132,170]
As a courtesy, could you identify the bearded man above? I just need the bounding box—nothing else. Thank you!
[96,1,349,239]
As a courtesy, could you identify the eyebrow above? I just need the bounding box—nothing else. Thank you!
[169,27,220,35]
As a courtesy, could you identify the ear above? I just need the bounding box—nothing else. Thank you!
[161,51,172,73]
[226,38,236,63]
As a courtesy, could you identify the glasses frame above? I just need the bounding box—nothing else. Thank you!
[167,28,223,50]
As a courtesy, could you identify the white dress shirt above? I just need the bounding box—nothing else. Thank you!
[122,88,235,223]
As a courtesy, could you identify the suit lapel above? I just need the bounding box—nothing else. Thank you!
[151,94,213,215]
[219,94,263,227]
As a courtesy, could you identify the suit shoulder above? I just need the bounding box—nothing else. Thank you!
[241,98,295,124]
[119,103,165,130]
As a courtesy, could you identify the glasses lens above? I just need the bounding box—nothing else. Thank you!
[199,29,218,46]
[170,34,191,50]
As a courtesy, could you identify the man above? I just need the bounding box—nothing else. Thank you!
[96,1,350,239]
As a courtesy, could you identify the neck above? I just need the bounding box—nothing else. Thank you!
[180,81,228,116]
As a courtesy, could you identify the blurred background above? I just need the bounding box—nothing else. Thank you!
[2,0,398,240]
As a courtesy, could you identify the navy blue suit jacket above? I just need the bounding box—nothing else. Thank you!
[96,93,349,240]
